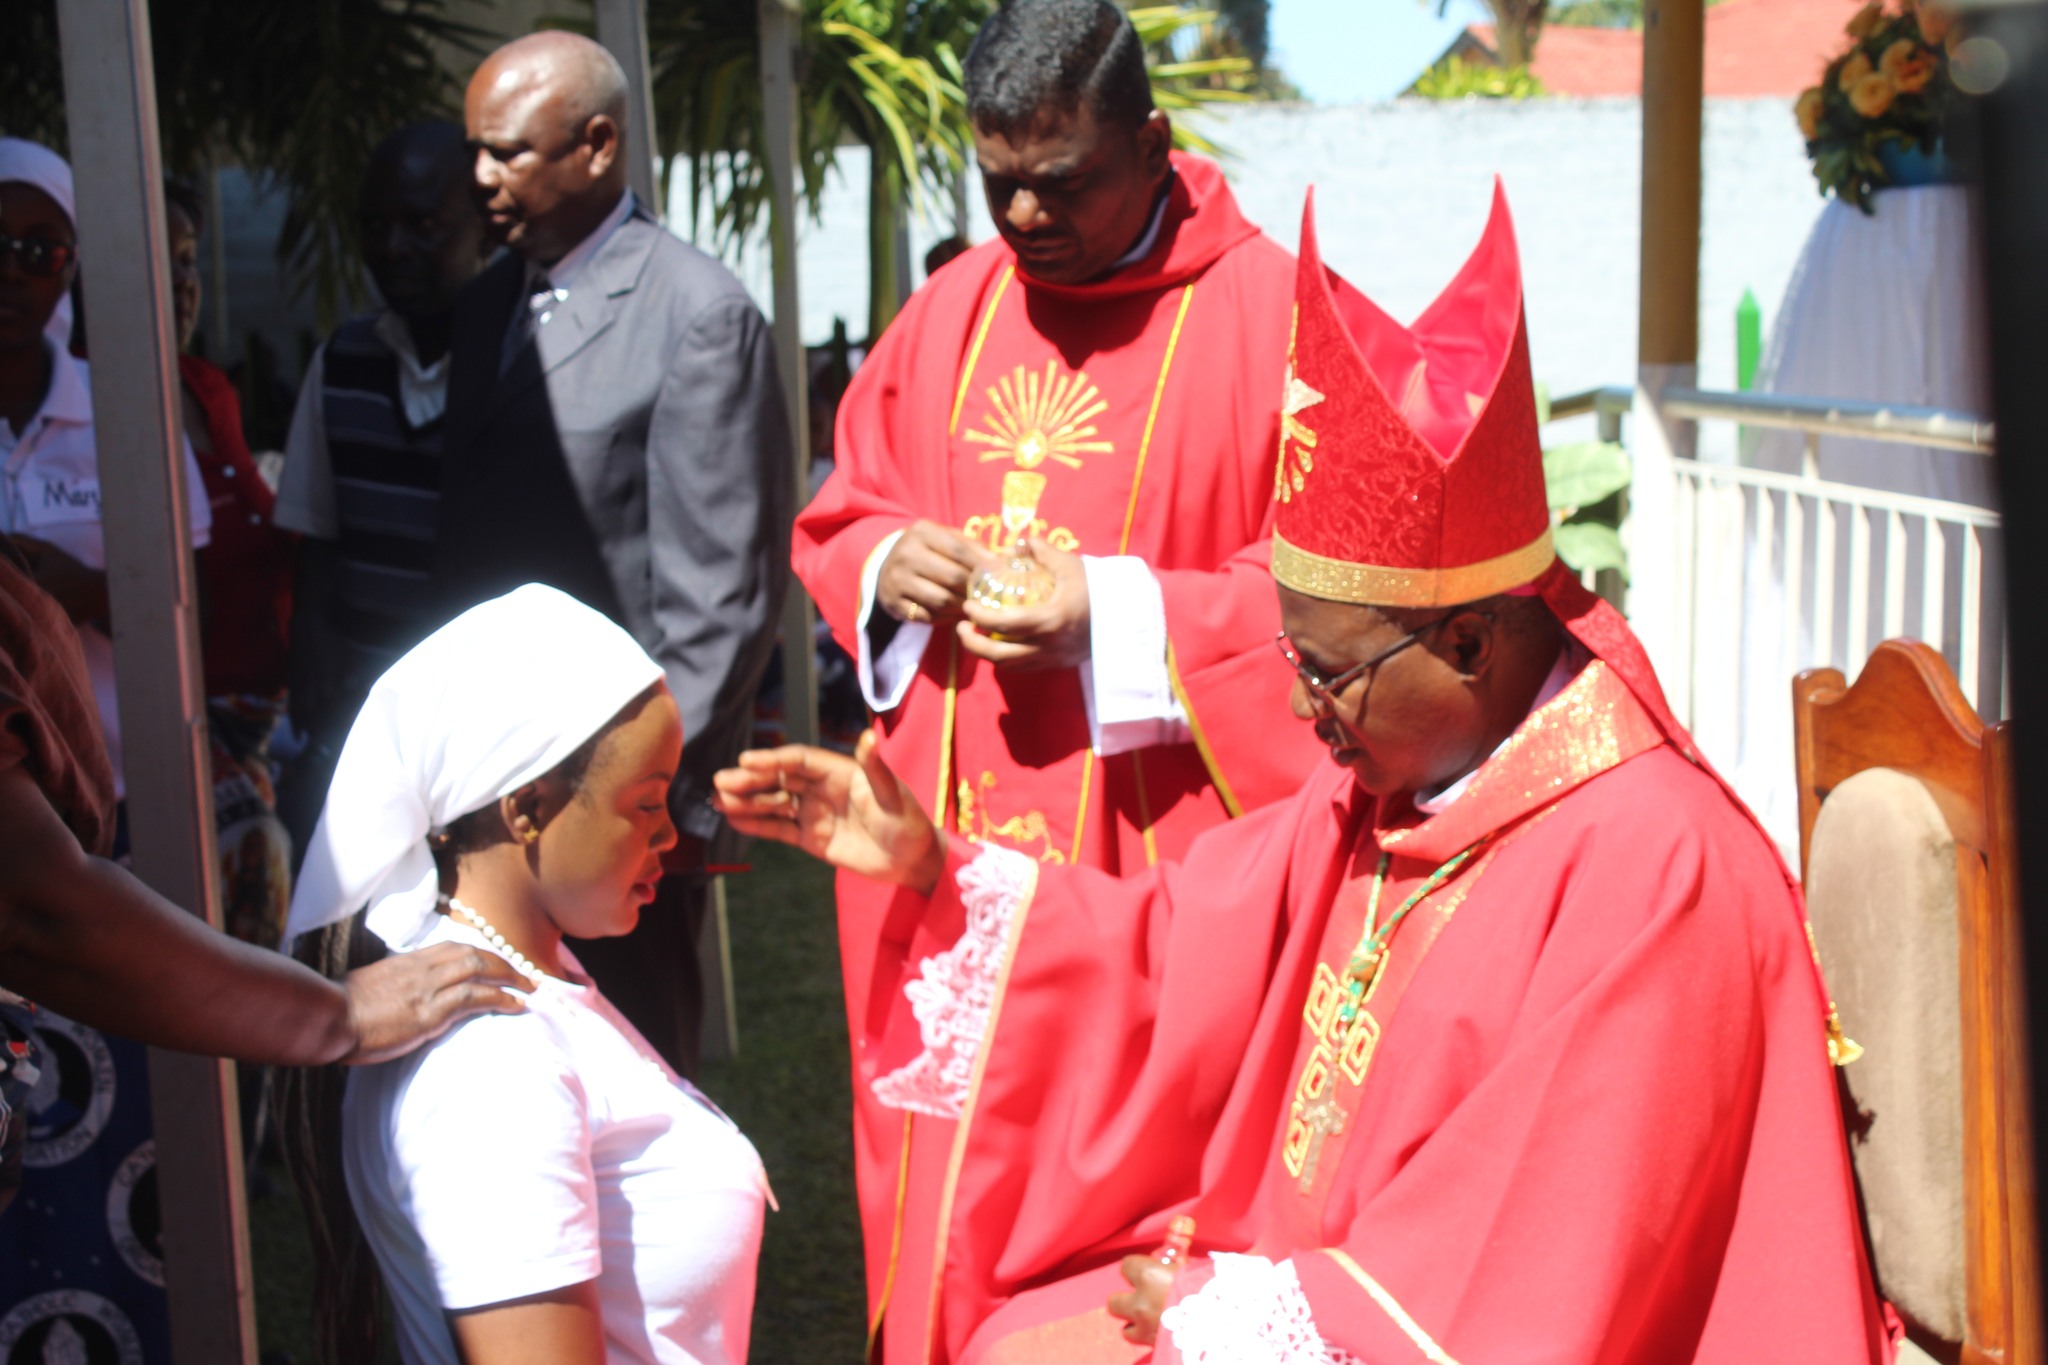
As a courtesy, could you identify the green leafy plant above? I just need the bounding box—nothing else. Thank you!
[1796,1,1965,213]
[1534,384,1630,579]
[1,0,477,330]
[1544,439,1630,578]
[648,1,1254,339]
[1410,55,1547,100]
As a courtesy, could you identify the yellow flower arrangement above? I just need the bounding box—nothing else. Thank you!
[1880,37,1937,93]
[1798,0,1966,211]
[1796,87,1826,140]
[1846,2,1887,39]
[1849,71,1896,118]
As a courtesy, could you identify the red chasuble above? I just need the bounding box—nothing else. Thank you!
[792,152,1322,1352]
[870,570,1887,1365]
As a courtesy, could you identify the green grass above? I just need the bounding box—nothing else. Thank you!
[702,842,867,1361]
[250,840,864,1362]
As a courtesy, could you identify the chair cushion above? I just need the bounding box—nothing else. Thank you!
[1807,766,1964,1342]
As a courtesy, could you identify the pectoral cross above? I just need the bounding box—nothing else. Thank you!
[1297,1093,1348,1194]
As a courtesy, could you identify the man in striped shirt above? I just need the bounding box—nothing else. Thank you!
[276,122,487,799]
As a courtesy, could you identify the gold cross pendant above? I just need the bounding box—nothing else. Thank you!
[1297,1093,1348,1194]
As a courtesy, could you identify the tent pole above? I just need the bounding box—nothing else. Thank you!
[55,0,256,1358]
[594,0,663,216]
[759,0,820,749]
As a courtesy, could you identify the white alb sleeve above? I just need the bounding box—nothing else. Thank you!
[857,529,933,713]
[1161,1254,1368,1365]
[870,842,1035,1120]
[1079,555,1188,757]
[383,1014,602,1310]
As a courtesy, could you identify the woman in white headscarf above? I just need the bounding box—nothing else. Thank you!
[286,584,768,1365]
[0,137,213,795]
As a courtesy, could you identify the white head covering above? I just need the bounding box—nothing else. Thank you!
[0,137,79,350]
[286,584,666,951]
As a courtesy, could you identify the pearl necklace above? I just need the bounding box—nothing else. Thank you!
[440,895,551,983]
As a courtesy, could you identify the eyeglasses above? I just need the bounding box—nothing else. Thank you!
[0,233,78,280]
[1274,612,1479,712]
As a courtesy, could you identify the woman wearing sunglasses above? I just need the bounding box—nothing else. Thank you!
[0,137,213,796]
[0,133,223,1365]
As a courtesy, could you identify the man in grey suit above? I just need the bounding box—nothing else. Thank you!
[435,31,792,1074]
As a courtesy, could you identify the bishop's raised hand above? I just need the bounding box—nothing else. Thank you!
[712,730,947,895]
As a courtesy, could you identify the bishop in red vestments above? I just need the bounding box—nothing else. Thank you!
[726,181,1890,1364]
[791,3,1319,1350]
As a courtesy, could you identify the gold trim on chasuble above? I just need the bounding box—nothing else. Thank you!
[1282,840,1505,1193]
[1282,660,1666,1201]
[923,857,1042,1365]
[930,281,1202,868]
[866,1109,917,1361]
[1321,1248,1464,1365]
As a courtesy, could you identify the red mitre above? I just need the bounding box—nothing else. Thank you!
[1271,180,1554,607]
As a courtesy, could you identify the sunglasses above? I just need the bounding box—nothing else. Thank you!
[0,233,78,280]
[1275,610,1486,711]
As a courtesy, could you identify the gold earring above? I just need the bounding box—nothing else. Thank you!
[520,824,540,844]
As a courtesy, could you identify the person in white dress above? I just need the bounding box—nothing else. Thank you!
[285,584,769,1365]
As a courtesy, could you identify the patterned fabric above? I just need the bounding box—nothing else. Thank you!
[1163,1254,1368,1365]
[1270,183,1551,608]
[321,315,446,698]
[873,843,1035,1119]
[208,694,291,950]
[0,1006,169,1361]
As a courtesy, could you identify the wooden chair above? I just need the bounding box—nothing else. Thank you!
[1795,639,2040,1365]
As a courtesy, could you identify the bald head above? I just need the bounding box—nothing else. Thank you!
[465,31,631,263]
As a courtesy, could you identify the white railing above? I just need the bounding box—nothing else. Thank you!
[1558,382,2003,852]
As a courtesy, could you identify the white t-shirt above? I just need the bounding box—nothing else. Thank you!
[343,917,767,1365]
[0,346,211,795]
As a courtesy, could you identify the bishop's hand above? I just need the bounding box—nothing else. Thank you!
[712,731,947,895]
[958,537,1091,671]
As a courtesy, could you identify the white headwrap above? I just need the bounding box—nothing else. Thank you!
[0,137,78,349]
[285,584,666,951]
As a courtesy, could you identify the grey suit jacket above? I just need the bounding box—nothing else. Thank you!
[434,205,793,844]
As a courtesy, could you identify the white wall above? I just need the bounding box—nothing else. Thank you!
[218,95,1827,431]
[701,96,1823,457]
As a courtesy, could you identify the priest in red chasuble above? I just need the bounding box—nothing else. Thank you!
[731,179,1891,1365]
[791,0,1320,1349]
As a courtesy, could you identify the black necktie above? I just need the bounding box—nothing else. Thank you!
[498,271,554,377]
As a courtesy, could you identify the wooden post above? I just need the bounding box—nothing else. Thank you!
[759,0,819,748]
[1628,0,1705,697]
[1638,0,1704,373]
[594,0,662,214]
[55,0,257,1360]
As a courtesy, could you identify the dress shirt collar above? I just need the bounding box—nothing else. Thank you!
[372,310,452,430]
[1108,172,1175,274]
[1412,639,1588,816]
[526,188,636,299]
[3,341,91,459]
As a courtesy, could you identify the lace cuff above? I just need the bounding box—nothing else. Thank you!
[1162,1255,1366,1365]
[870,843,1036,1118]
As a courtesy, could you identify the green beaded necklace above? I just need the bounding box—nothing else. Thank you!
[1335,841,1489,1028]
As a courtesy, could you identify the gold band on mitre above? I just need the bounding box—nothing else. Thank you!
[1272,527,1556,608]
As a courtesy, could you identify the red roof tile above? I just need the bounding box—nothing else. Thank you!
[1704,0,1864,97]
[1467,0,1865,99]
